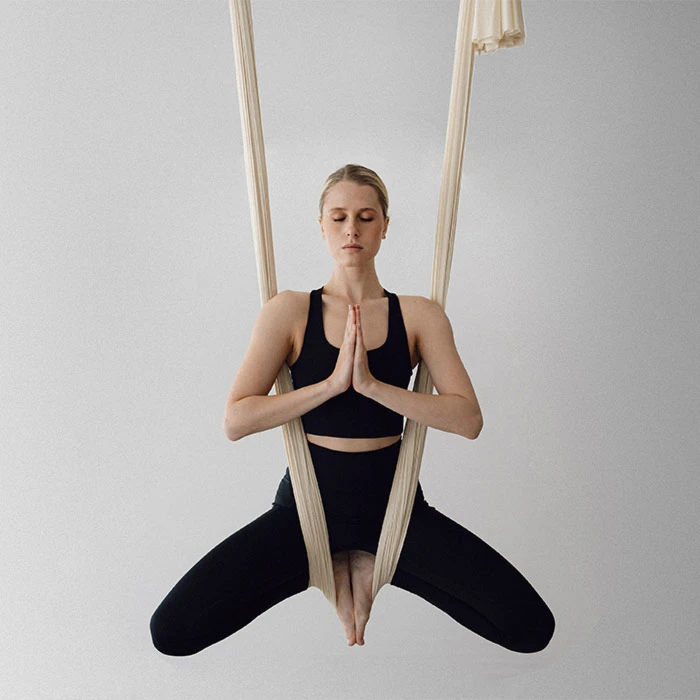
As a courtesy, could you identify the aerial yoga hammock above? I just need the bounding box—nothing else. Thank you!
[229,0,527,605]
[150,0,556,655]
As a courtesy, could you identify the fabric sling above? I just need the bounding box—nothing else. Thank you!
[228,0,526,608]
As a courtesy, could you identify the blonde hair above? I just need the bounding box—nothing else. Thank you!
[318,164,389,220]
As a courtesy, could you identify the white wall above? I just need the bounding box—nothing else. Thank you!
[2,1,699,698]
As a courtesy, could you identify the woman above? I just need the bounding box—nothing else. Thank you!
[150,164,555,654]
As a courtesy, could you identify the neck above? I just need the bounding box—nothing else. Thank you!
[323,267,384,305]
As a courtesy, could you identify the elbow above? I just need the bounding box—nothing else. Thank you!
[223,408,244,442]
[466,412,483,440]
[224,420,239,441]
[225,425,246,442]
[225,427,241,442]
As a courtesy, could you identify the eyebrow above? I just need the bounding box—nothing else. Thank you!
[329,207,377,213]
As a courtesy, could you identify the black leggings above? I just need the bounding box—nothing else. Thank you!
[150,439,555,655]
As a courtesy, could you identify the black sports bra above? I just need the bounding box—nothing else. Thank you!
[289,286,413,438]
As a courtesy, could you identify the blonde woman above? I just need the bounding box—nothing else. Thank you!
[150,164,555,653]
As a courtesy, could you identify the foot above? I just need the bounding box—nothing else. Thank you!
[349,549,376,646]
[332,551,356,646]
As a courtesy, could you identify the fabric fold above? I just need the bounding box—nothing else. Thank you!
[473,0,526,54]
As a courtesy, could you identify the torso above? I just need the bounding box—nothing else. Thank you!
[286,289,422,453]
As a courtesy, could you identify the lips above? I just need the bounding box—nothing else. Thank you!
[343,245,362,249]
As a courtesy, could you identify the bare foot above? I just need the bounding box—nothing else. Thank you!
[349,550,376,646]
[332,551,356,646]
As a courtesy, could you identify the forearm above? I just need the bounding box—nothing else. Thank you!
[364,380,483,439]
[225,379,335,441]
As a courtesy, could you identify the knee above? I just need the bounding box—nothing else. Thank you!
[149,605,204,657]
[506,602,556,654]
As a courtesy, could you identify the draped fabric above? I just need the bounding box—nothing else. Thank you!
[228,0,525,609]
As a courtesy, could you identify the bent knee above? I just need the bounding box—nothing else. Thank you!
[506,603,556,654]
[150,606,206,657]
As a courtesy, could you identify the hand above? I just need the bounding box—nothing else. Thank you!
[327,305,357,395]
[327,304,376,396]
[351,304,376,395]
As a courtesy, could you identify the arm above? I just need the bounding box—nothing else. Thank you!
[363,297,483,440]
[223,291,336,441]
[364,382,481,439]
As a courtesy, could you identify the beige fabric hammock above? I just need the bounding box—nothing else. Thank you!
[228,0,525,608]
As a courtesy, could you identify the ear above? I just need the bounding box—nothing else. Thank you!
[318,216,325,237]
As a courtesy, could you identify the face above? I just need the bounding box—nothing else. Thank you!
[319,180,389,265]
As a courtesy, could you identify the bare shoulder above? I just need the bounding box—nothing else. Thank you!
[403,294,438,306]
[265,288,305,314]
[397,294,445,324]
[398,293,463,356]
[262,289,308,334]
[275,289,308,303]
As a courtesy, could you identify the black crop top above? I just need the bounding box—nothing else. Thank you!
[289,286,413,438]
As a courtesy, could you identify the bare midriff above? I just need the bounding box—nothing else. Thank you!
[305,433,402,453]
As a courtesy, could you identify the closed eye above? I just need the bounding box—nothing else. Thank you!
[332,217,373,222]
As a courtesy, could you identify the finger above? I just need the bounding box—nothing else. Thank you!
[354,325,361,358]
[350,311,357,337]
[345,309,357,348]
[355,312,363,344]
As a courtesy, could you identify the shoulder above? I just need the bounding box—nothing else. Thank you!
[252,290,305,336]
[396,294,446,323]
[264,289,309,334]
[263,289,306,312]
[397,295,452,344]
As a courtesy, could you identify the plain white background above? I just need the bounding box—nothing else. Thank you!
[2,1,699,698]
